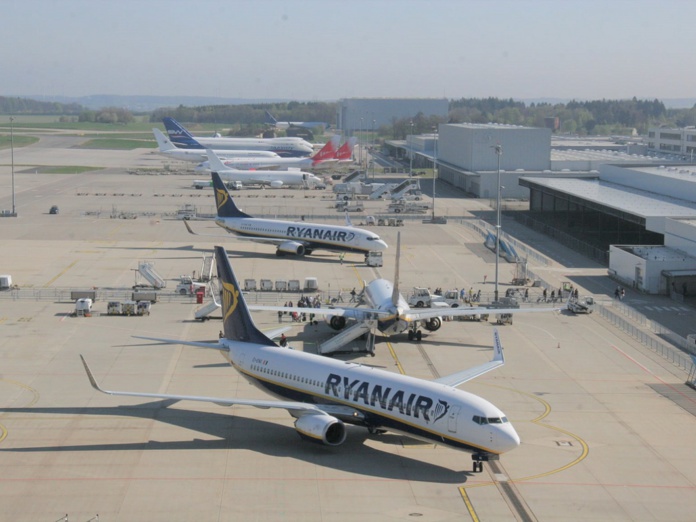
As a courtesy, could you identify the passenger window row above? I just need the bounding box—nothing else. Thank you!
[251,364,321,388]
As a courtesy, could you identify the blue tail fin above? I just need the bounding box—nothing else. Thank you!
[163,117,204,149]
[264,110,278,124]
[212,172,251,219]
[214,246,274,345]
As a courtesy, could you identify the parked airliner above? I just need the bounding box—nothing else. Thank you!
[201,151,323,188]
[184,172,387,257]
[336,137,358,163]
[250,233,559,354]
[153,128,280,163]
[265,110,328,131]
[80,245,519,472]
[164,117,314,157]
[194,136,339,172]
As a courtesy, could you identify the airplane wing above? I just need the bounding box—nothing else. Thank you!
[433,329,505,388]
[80,355,336,417]
[401,304,560,322]
[248,304,383,321]
[183,220,307,246]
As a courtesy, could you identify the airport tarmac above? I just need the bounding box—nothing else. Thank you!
[1,137,696,521]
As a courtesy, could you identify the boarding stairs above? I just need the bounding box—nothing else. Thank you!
[319,321,373,355]
[137,262,166,289]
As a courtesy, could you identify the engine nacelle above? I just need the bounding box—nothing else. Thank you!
[423,317,442,331]
[276,241,306,256]
[270,180,284,188]
[325,315,346,330]
[295,414,347,446]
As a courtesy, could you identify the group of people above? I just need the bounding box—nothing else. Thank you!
[614,285,626,300]
[278,296,321,323]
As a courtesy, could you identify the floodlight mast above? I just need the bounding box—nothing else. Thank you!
[492,144,503,302]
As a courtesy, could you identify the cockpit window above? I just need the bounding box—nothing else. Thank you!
[473,415,508,425]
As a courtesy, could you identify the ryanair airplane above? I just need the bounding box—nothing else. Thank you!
[81,246,520,473]
[184,172,388,258]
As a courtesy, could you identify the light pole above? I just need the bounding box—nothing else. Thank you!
[492,144,503,302]
[371,118,376,181]
[359,117,363,171]
[409,121,414,178]
[10,116,16,216]
[431,126,437,221]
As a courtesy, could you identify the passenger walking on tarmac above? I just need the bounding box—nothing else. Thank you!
[543,288,548,301]
[550,290,555,302]
[339,252,345,265]
[524,288,529,302]
[279,334,288,347]
[350,288,357,302]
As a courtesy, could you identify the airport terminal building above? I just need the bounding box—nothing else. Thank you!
[519,165,696,297]
[394,123,696,298]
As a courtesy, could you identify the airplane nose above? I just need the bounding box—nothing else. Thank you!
[498,424,521,453]
[376,240,388,250]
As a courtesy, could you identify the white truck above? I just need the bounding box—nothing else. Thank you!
[387,200,430,214]
[365,251,383,267]
[175,275,207,295]
[407,288,461,308]
[73,298,93,317]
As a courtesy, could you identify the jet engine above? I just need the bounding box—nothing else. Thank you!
[325,315,346,330]
[294,414,347,446]
[270,180,284,188]
[276,241,306,256]
[423,317,442,331]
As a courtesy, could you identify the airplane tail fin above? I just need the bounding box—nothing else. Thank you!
[311,135,340,164]
[264,110,278,124]
[206,149,230,173]
[214,246,275,345]
[336,137,358,161]
[153,128,177,151]
[212,172,251,219]
[391,232,401,307]
[163,117,204,149]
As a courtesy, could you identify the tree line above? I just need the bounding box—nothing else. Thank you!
[4,95,696,136]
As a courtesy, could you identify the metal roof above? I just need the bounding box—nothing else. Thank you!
[521,177,696,219]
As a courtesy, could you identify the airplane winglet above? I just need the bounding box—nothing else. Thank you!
[432,329,505,388]
[80,355,105,393]
[492,328,504,363]
[183,220,198,235]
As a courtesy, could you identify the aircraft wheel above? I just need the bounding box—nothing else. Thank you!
[416,330,422,341]
[408,330,414,341]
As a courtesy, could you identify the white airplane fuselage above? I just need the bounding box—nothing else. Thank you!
[215,216,388,254]
[363,279,411,336]
[216,168,322,188]
[180,136,314,157]
[226,341,520,455]
[158,148,280,163]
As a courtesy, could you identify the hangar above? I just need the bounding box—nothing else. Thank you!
[519,164,696,298]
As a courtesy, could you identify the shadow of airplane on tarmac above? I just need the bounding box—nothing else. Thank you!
[0,401,471,484]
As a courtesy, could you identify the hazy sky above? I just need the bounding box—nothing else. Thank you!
[4,0,695,101]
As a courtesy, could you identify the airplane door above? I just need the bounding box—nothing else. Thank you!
[448,406,460,433]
